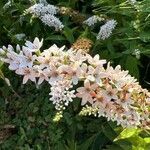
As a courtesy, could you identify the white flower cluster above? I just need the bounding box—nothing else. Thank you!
[128,0,137,5]
[41,14,64,31]
[39,0,48,5]
[84,15,117,40]
[3,0,11,10]
[133,49,141,59]
[0,37,150,129]
[49,79,76,110]
[97,19,117,40]
[14,33,26,41]
[26,1,64,30]
[83,15,105,27]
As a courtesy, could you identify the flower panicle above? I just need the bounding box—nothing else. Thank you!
[0,37,149,129]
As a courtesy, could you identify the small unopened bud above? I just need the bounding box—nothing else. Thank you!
[16,44,21,52]
[4,78,11,86]
[0,48,5,55]
[2,46,7,50]
[8,45,14,52]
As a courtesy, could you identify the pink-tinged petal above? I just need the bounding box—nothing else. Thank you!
[76,93,83,98]
[87,75,95,82]
[23,75,29,84]
[29,76,36,82]
[34,37,43,49]
[15,68,24,75]
[94,54,99,60]
[81,95,89,105]
[81,63,87,72]
[84,80,90,88]
[38,77,44,85]
[76,87,85,93]
[25,41,33,49]
[91,83,98,90]
[33,37,40,48]
[9,63,18,70]
[88,65,95,74]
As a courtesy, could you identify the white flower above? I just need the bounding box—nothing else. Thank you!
[42,4,59,15]
[133,49,140,59]
[87,54,106,66]
[97,19,117,40]
[41,14,64,30]
[76,80,98,105]
[128,0,137,5]
[6,52,29,70]
[26,3,44,17]
[3,0,11,10]
[14,33,26,41]
[34,65,50,85]
[25,37,43,52]
[84,15,104,26]
[15,67,38,84]
[87,65,105,84]
[39,0,48,5]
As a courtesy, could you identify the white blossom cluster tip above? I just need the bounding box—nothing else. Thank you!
[3,0,12,10]
[41,14,64,31]
[83,15,105,27]
[49,79,76,110]
[128,0,137,5]
[133,49,141,59]
[97,19,117,40]
[0,37,150,129]
[14,33,26,41]
[25,1,64,30]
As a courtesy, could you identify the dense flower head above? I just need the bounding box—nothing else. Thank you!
[25,1,64,31]
[41,14,64,31]
[26,3,58,17]
[97,19,117,40]
[0,37,149,129]
[84,15,105,26]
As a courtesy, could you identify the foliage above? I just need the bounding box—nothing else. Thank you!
[0,0,150,149]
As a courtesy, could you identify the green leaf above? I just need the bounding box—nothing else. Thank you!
[144,138,150,144]
[45,35,66,41]
[79,133,98,150]
[125,55,139,80]
[63,27,74,44]
[114,128,141,141]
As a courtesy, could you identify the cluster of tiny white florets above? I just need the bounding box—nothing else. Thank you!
[14,33,26,41]
[53,111,63,122]
[128,0,137,5]
[3,0,11,10]
[97,19,117,40]
[83,15,105,27]
[133,49,141,59]
[0,37,150,129]
[41,14,64,31]
[39,0,48,5]
[26,1,64,30]
[84,16,117,40]
[49,79,76,110]
[79,105,99,116]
